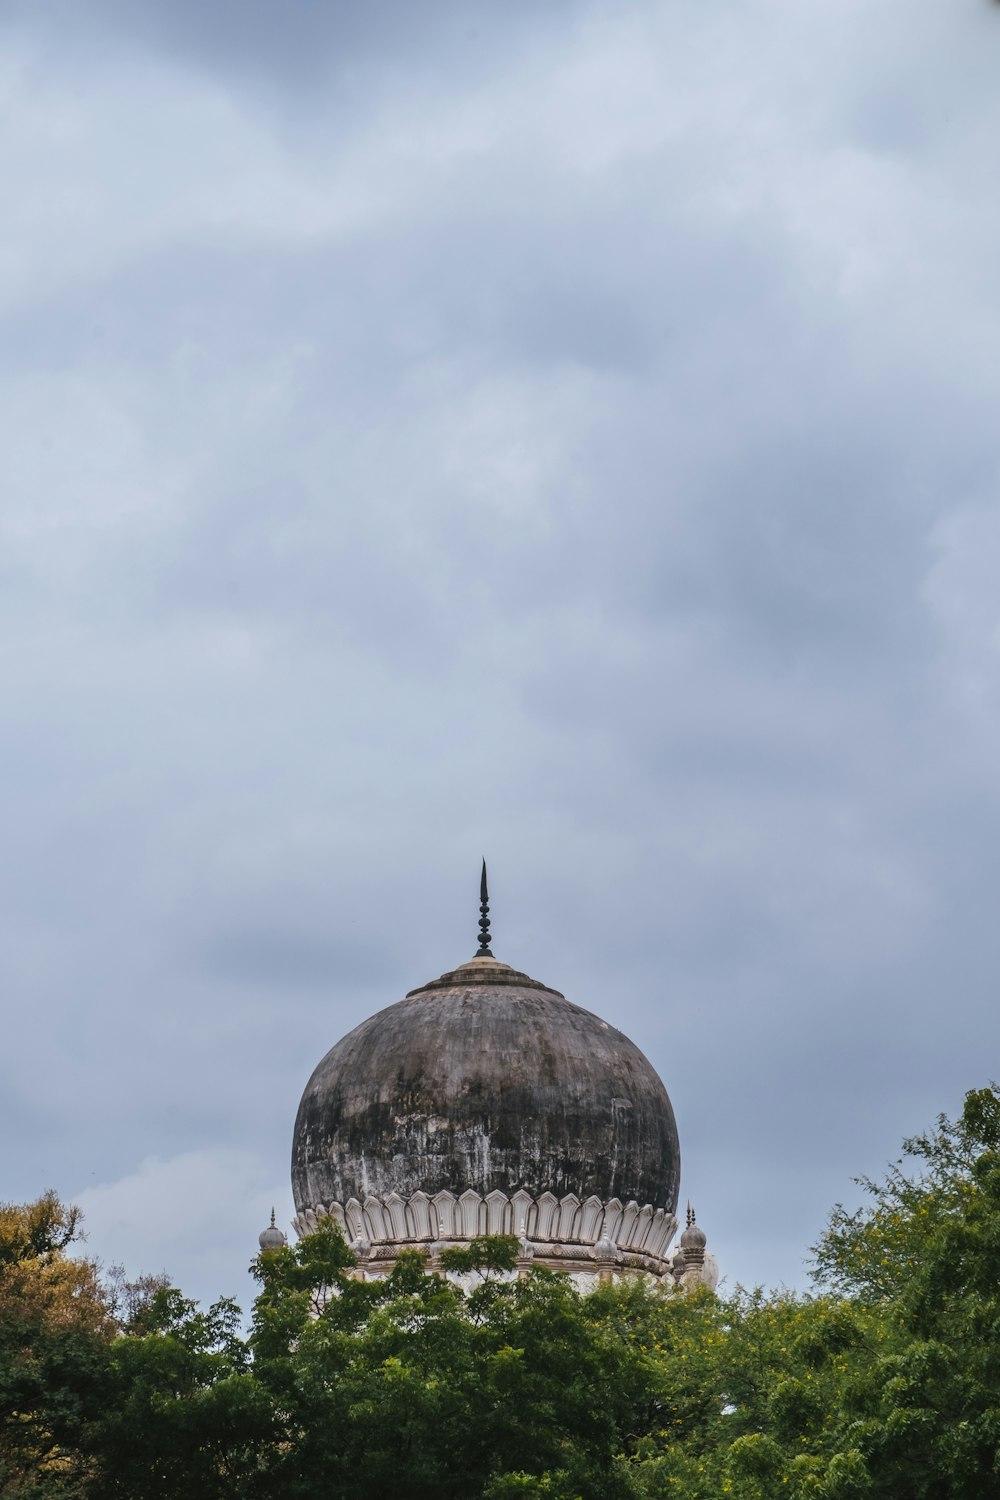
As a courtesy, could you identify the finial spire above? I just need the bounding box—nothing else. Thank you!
[687,1201,695,1228]
[270,1207,276,1228]
[476,859,493,956]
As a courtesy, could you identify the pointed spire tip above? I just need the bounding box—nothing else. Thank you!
[476,860,493,957]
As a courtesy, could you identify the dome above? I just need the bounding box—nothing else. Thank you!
[292,952,680,1218]
[258,1208,286,1252]
[680,1211,706,1251]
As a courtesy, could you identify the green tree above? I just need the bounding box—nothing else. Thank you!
[811,1084,1000,1499]
[92,1286,273,1500]
[250,1234,648,1499]
[581,1275,884,1499]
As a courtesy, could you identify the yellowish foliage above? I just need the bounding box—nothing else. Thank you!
[0,1192,113,1340]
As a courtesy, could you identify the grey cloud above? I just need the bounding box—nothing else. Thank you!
[2,0,1000,1307]
[5,0,584,97]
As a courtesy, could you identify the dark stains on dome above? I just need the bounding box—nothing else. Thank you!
[292,956,681,1213]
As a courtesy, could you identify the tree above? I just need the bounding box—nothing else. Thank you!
[92,1286,272,1500]
[580,1274,884,1499]
[810,1085,1000,1499]
[249,1234,648,1499]
[0,1193,114,1497]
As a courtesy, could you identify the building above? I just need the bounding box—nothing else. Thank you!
[265,867,716,1291]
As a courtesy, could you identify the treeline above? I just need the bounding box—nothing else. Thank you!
[3,1086,1000,1499]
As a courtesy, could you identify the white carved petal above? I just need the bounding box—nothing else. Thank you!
[432,1190,458,1238]
[384,1192,408,1239]
[618,1200,640,1247]
[578,1196,604,1243]
[534,1192,559,1241]
[485,1190,510,1234]
[344,1199,365,1239]
[644,1209,667,1259]
[459,1189,482,1238]
[363,1197,390,1242]
[407,1191,433,1239]
[557,1193,581,1240]
[629,1204,654,1251]
[648,1210,677,1262]
[510,1189,535,1238]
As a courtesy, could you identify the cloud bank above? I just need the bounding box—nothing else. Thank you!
[2,0,1000,1302]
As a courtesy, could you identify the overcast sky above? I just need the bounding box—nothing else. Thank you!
[3,0,1000,1309]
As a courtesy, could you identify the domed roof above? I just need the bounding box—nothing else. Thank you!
[292,947,680,1217]
[680,1203,706,1249]
[258,1208,286,1252]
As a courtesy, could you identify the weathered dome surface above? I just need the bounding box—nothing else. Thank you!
[292,954,680,1215]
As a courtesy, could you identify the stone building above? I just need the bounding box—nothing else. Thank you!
[272,869,716,1292]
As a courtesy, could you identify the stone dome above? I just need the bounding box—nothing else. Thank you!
[680,1211,706,1251]
[258,1208,286,1252]
[292,953,680,1219]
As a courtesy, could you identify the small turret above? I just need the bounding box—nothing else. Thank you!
[680,1202,706,1259]
[258,1207,287,1253]
[674,1203,718,1292]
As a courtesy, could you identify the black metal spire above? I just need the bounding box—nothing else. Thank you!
[476,859,493,956]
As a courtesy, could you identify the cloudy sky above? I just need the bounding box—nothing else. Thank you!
[3,0,1000,1309]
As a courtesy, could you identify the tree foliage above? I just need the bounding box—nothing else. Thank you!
[0,1193,113,1497]
[5,1086,1000,1498]
[807,1084,1000,1499]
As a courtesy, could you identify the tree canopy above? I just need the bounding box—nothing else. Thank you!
[4,1085,1000,1498]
